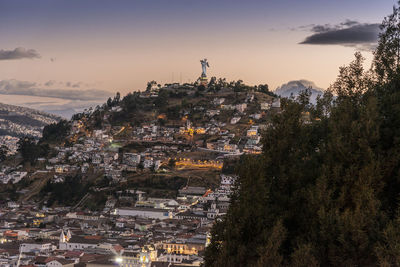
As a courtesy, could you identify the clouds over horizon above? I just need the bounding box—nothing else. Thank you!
[0,47,40,60]
[299,20,380,50]
[0,79,112,101]
[44,80,83,88]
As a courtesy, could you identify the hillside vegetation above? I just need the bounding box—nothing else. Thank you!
[205,4,400,267]
[1,71,278,207]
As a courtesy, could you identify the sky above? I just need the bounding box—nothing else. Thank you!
[0,0,396,117]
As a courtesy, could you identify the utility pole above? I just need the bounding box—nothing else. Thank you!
[16,245,22,267]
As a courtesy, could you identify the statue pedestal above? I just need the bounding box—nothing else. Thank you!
[200,74,208,86]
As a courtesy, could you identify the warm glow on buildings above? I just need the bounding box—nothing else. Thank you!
[174,158,223,169]
[162,242,204,255]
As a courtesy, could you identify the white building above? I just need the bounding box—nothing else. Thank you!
[92,154,102,164]
[247,126,259,137]
[7,201,20,208]
[154,160,161,171]
[8,171,27,184]
[112,207,173,220]
[235,103,247,113]
[230,117,241,125]
[272,99,281,108]
[260,102,271,110]
[123,153,141,166]
[212,98,225,105]
[46,259,75,267]
[143,158,154,169]
[20,242,54,253]
[220,174,237,188]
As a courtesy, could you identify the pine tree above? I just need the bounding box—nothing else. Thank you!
[205,2,400,266]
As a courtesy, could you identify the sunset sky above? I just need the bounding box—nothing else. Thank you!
[0,0,395,116]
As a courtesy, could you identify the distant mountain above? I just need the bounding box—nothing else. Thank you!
[44,108,81,120]
[275,80,324,104]
[0,102,61,138]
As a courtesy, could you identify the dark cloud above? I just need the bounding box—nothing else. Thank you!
[0,47,40,60]
[296,20,360,33]
[65,82,81,88]
[44,80,56,87]
[0,79,111,101]
[0,80,36,90]
[299,20,380,50]
[340,19,359,27]
[310,24,333,33]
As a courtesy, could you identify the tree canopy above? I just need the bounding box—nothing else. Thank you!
[17,137,49,164]
[41,120,71,143]
[205,2,400,266]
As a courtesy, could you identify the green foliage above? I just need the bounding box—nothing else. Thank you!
[82,192,108,211]
[230,79,256,92]
[114,92,121,103]
[374,1,400,81]
[168,90,188,98]
[157,118,166,126]
[0,145,8,162]
[17,137,49,164]
[72,112,84,121]
[121,92,147,113]
[208,76,217,87]
[255,83,278,97]
[107,97,113,108]
[154,89,169,111]
[146,80,157,91]
[168,158,176,168]
[41,174,92,206]
[124,175,187,197]
[166,105,181,120]
[205,4,400,266]
[41,120,71,143]
[257,84,269,94]
[198,85,206,92]
[106,91,152,125]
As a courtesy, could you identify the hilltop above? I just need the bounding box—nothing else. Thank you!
[0,79,280,208]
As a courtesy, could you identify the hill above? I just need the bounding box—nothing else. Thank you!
[0,102,61,138]
[0,80,279,206]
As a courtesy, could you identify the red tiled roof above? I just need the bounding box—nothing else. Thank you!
[84,235,102,240]
[64,251,84,258]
